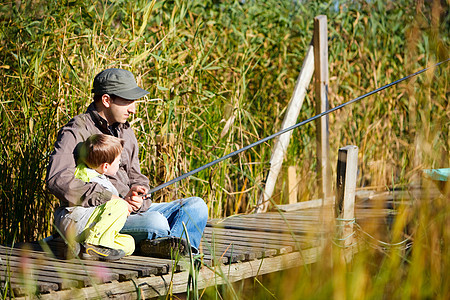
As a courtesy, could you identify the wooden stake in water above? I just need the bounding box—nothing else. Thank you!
[335,145,358,250]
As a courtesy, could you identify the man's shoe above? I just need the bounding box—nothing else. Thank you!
[45,235,80,260]
[82,243,126,261]
[139,237,189,259]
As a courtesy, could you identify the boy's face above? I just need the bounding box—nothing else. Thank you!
[105,154,121,176]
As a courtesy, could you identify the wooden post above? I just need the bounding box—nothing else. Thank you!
[335,145,358,249]
[255,45,315,213]
[288,166,298,205]
[314,15,331,201]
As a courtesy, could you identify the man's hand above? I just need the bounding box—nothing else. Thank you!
[129,185,148,195]
[124,186,148,212]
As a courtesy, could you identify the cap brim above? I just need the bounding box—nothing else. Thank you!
[114,86,149,100]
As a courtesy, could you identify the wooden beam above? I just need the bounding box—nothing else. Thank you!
[276,197,334,212]
[313,15,331,201]
[288,166,299,204]
[335,145,358,249]
[255,45,315,213]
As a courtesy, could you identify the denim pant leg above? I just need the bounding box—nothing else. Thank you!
[120,211,170,243]
[121,197,208,250]
[153,197,208,250]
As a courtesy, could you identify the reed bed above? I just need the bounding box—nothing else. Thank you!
[0,0,448,298]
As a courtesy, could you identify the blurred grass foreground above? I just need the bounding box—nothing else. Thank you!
[0,0,449,299]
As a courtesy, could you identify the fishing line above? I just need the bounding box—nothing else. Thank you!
[146,58,449,196]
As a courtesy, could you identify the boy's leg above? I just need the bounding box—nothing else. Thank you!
[54,206,97,238]
[53,206,96,258]
[83,198,135,256]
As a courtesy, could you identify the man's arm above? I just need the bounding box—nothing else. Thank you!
[46,121,113,207]
[123,129,151,212]
[126,130,150,188]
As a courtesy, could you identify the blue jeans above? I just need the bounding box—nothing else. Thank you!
[120,197,208,250]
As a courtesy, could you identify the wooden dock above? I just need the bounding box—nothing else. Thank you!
[1,186,441,299]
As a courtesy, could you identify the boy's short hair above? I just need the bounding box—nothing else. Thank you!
[79,134,124,169]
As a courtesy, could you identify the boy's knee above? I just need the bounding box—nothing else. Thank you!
[106,198,129,214]
[107,197,127,208]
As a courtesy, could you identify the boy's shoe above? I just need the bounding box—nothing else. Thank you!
[139,237,189,259]
[82,243,126,261]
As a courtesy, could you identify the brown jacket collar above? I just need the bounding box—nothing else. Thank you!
[86,102,130,133]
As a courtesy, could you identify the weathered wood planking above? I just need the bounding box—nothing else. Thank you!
[2,187,431,299]
[2,207,321,298]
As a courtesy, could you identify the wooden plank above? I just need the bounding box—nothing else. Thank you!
[202,247,246,263]
[119,255,183,272]
[209,218,324,235]
[276,198,334,211]
[0,252,119,283]
[202,240,279,259]
[204,237,281,255]
[204,231,312,254]
[204,227,310,248]
[204,227,314,250]
[208,223,315,235]
[314,15,331,201]
[202,239,281,261]
[0,246,156,280]
[202,243,256,262]
[210,219,322,230]
[255,45,315,213]
[0,255,118,287]
[274,189,391,212]
[88,260,160,277]
[0,263,84,289]
[215,214,322,224]
[209,209,324,223]
[220,210,322,219]
[203,232,294,254]
[1,274,59,295]
[97,256,167,274]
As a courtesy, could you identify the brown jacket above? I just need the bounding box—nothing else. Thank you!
[46,103,151,212]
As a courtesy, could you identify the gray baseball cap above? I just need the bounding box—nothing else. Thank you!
[92,68,149,100]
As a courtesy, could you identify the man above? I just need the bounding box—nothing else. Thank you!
[46,68,208,258]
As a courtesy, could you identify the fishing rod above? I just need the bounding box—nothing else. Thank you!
[144,58,449,198]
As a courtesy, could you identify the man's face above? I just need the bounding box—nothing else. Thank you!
[105,96,136,124]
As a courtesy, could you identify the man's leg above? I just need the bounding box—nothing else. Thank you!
[121,197,208,250]
[151,197,208,250]
[120,210,171,243]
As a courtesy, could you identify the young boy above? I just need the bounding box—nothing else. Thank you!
[53,134,135,261]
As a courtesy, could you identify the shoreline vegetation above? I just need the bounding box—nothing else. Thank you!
[0,0,448,298]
